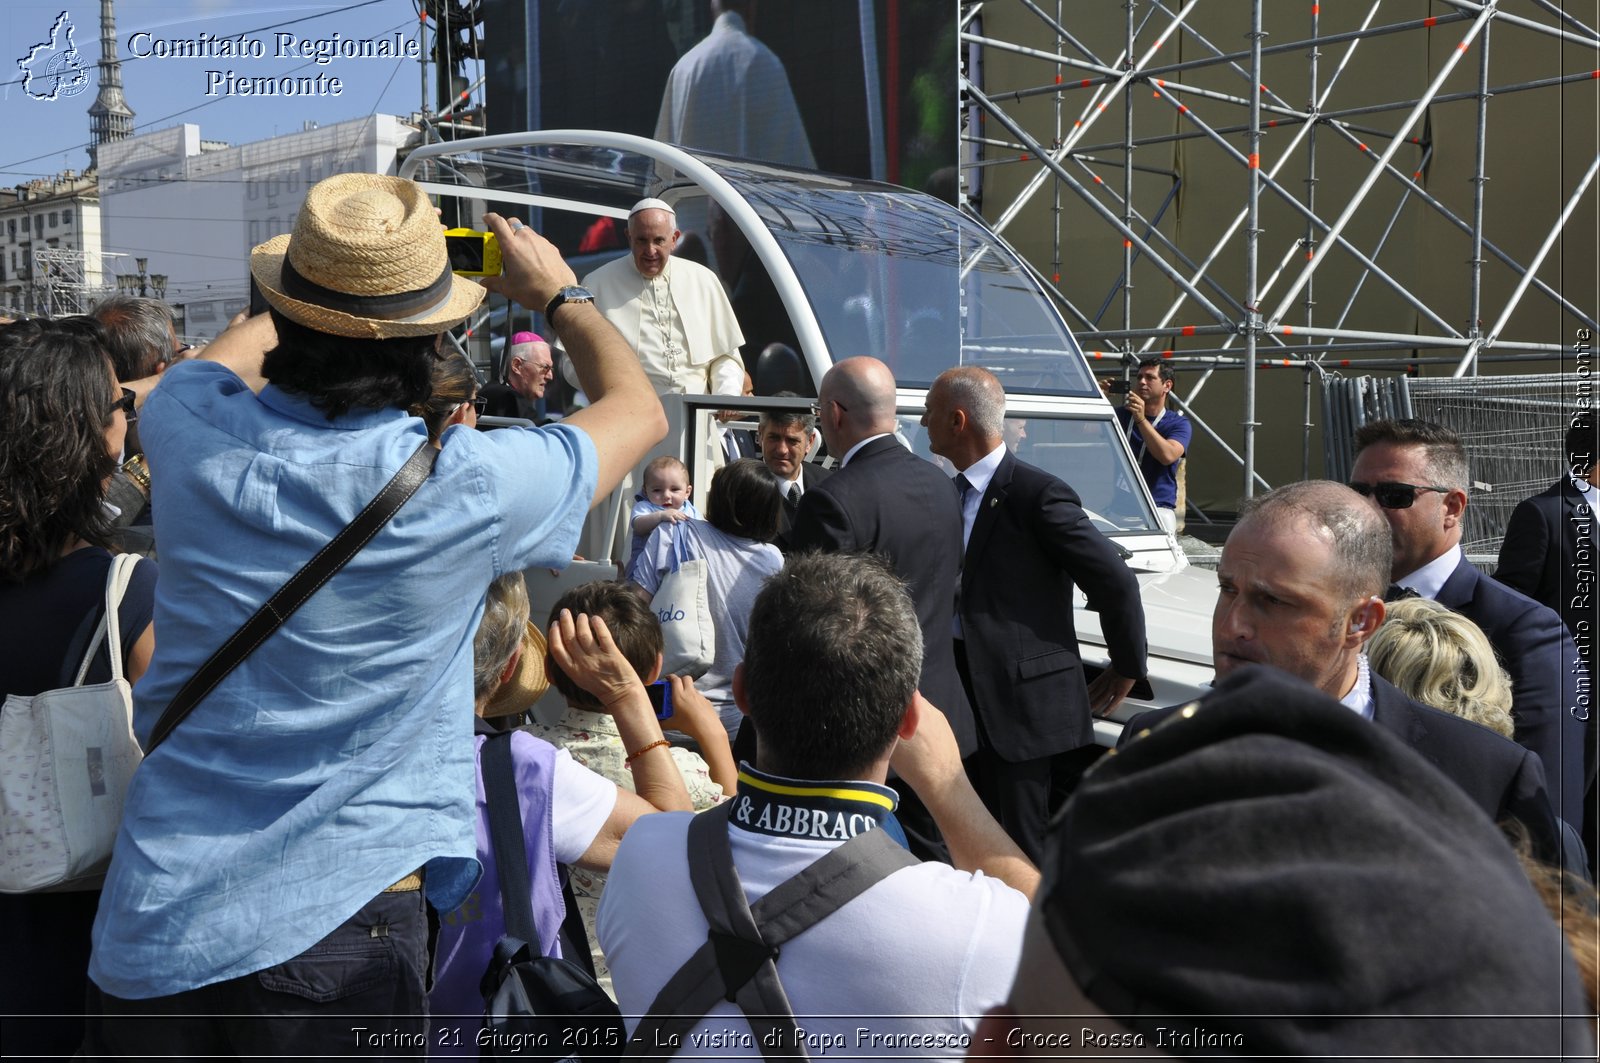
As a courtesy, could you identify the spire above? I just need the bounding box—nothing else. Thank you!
[87,0,135,171]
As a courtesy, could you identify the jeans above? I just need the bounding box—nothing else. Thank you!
[84,887,434,1060]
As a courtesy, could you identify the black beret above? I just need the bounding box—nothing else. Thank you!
[1041,665,1591,1057]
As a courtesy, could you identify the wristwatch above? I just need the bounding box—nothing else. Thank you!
[122,453,151,495]
[544,285,594,324]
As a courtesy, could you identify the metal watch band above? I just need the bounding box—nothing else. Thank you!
[544,285,593,324]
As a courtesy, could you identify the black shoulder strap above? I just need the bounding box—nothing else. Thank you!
[627,803,920,1060]
[146,441,437,752]
[483,727,542,953]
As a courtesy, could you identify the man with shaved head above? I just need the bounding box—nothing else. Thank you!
[923,367,1146,861]
[790,357,974,860]
[1125,480,1562,859]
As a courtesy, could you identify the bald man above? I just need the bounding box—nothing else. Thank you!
[789,357,975,860]
[924,367,1146,862]
[561,198,745,399]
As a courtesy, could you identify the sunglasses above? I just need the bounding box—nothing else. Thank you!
[110,387,137,421]
[1347,480,1450,509]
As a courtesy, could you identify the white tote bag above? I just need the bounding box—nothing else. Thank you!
[649,523,716,679]
[0,552,144,893]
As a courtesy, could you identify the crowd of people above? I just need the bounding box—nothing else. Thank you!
[1,168,1596,1061]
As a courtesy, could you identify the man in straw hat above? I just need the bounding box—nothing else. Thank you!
[560,197,746,399]
[83,172,665,1056]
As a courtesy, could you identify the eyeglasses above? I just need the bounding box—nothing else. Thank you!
[110,387,137,421]
[531,361,554,378]
[471,396,487,414]
[809,398,848,416]
[1347,480,1450,509]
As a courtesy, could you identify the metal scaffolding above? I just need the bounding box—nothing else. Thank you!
[961,0,1599,500]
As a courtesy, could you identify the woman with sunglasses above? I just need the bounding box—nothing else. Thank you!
[414,348,486,444]
[0,316,158,1057]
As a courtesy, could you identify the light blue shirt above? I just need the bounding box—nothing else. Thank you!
[89,360,597,998]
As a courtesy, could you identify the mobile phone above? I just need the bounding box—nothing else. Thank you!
[646,679,673,720]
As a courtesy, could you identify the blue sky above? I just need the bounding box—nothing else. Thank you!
[3,1,452,180]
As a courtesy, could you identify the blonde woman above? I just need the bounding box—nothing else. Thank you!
[1367,597,1514,739]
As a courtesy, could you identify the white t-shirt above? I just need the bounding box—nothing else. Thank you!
[549,747,619,861]
[597,811,1029,1060]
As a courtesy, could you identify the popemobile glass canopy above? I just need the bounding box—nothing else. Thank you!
[400,131,1099,397]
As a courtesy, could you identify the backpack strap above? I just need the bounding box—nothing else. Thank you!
[482,727,543,954]
[627,803,920,1060]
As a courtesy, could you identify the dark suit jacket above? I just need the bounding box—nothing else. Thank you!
[1496,478,1593,668]
[1122,673,1563,861]
[773,461,833,554]
[1434,554,1590,822]
[790,436,976,755]
[959,452,1147,761]
[479,381,526,420]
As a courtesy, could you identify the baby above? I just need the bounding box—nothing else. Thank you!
[628,455,700,570]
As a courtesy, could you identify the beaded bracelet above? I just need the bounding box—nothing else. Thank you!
[625,739,670,766]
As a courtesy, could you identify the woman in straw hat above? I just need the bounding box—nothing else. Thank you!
[83,173,665,1057]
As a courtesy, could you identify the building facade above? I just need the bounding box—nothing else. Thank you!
[97,114,420,340]
[0,173,104,317]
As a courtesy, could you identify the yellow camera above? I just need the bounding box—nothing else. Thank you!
[443,228,502,277]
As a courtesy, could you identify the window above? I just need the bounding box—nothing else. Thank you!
[48,212,57,228]
[248,220,261,245]
[33,216,42,236]
[61,212,71,228]
[6,219,14,239]
[248,180,259,201]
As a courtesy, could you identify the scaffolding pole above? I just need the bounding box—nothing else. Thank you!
[965,0,1597,498]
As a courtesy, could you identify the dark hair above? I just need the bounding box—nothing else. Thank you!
[91,295,172,380]
[413,350,477,441]
[1352,418,1469,491]
[743,552,921,779]
[1567,412,1595,477]
[260,308,436,420]
[0,317,120,581]
[706,458,780,543]
[546,580,664,711]
[758,391,815,435]
[1137,357,1175,385]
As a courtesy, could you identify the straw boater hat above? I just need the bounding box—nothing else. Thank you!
[483,620,551,718]
[249,173,485,339]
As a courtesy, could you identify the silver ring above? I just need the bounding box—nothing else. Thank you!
[510,221,525,233]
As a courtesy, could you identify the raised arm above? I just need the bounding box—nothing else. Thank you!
[481,213,666,507]
[193,311,277,393]
[547,609,694,870]
[891,692,1040,899]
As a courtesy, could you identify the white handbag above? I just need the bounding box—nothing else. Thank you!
[0,552,144,893]
[649,523,716,680]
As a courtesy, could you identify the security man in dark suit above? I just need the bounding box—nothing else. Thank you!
[1350,418,1589,828]
[1124,480,1562,862]
[790,356,973,860]
[1496,412,1596,670]
[922,367,1147,861]
[1496,411,1598,874]
[757,397,832,553]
